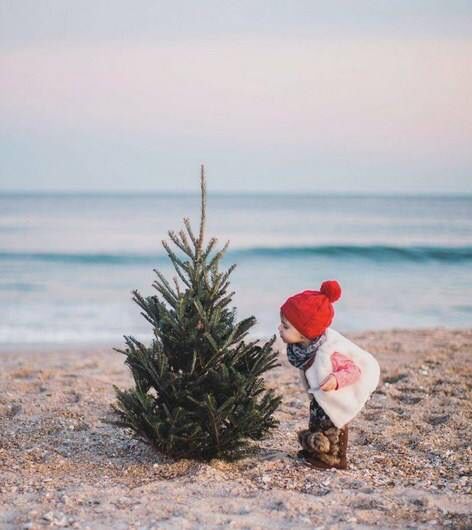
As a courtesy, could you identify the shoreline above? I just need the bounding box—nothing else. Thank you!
[1,323,470,353]
[1,327,471,529]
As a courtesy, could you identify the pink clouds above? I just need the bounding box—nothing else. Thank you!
[2,37,472,160]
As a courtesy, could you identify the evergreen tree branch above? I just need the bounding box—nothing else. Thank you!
[173,277,181,297]
[161,240,191,272]
[183,217,198,249]
[161,241,192,287]
[152,279,178,309]
[197,164,206,257]
[208,240,230,270]
[202,237,218,262]
[168,230,195,259]
[214,291,236,311]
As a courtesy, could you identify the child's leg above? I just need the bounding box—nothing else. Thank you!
[297,398,348,469]
[298,398,332,452]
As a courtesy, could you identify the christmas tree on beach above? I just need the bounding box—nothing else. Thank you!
[113,166,281,460]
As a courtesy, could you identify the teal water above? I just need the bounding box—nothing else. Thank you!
[1,193,471,344]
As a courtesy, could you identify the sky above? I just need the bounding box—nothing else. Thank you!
[1,1,471,193]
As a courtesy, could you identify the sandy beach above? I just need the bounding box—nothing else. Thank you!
[0,328,471,529]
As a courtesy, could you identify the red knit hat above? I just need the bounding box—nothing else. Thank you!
[280,280,342,339]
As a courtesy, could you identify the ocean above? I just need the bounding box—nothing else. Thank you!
[1,192,471,345]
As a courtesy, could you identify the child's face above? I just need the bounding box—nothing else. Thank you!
[278,315,307,344]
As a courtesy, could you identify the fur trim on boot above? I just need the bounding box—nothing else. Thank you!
[297,426,349,470]
[297,429,330,453]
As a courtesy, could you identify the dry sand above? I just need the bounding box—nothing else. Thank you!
[0,328,471,529]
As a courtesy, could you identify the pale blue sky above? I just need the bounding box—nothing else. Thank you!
[1,1,471,193]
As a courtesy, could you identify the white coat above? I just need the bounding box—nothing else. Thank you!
[301,328,381,428]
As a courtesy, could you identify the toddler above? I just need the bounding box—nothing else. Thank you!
[279,280,380,469]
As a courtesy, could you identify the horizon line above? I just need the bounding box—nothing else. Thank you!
[1,189,472,198]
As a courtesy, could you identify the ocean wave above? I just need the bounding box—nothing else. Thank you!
[1,245,471,264]
[233,245,472,262]
[0,251,164,265]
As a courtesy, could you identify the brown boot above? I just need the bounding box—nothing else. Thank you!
[297,449,339,469]
[297,429,330,453]
[338,426,348,469]
[297,426,349,470]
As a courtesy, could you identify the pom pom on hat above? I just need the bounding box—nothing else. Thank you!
[320,280,341,303]
[280,280,342,339]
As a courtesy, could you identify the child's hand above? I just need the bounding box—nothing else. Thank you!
[319,374,338,391]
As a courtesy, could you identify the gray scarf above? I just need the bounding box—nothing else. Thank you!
[287,334,325,369]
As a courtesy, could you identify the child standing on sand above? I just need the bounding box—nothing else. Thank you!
[279,280,380,469]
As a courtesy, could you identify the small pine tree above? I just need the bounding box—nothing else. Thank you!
[113,166,281,460]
